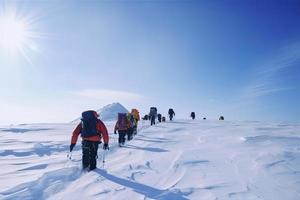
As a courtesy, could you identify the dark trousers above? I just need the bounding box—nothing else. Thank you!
[82,140,99,170]
[133,126,137,135]
[169,115,174,121]
[118,130,127,145]
[127,128,133,140]
[151,116,155,125]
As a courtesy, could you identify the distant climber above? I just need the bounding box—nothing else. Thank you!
[162,116,166,122]
[131,109,140,135]
[168,108,175,121]
[203,117,206,120]
[190,112,195,120]
[131,109,140,122]
[142,115,149,120]
[70,110,109,170]
[127,113,136,140]
[157,114,162,123]
[114,113,131,147]
[149,107,157,125]
[219,116,224,120]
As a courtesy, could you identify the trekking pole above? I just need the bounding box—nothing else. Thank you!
[67,151,73,160]
[102,149,106,169]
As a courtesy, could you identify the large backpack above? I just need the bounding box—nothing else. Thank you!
[131,109,140,121]
[128,114,136,128]
[81,110,98,137]
[149,107,157,116]
[168,108,174,115]
[118,113,129,130]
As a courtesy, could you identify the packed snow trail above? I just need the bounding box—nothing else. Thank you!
[0,120,300,199]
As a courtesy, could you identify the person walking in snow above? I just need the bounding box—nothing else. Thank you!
[131,109,140,135]
[70,110,109,171]
[149,107,157,126]
[131,109,140,122]
[127,113,136,140]
[168,108,175,121]
[190,112,195,120]
[114,113,131,147]
[142,114,149,120]
[157,114,162,123]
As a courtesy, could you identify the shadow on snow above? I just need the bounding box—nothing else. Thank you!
[94,169,189,200]
[0,144,70,157]
[123,144,169,153]
[1,128,53,133]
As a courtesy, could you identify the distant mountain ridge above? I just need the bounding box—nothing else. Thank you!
[71,102,128,123]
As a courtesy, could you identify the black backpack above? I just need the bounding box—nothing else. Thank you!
[150,107,157,116]
[81,110,98,137]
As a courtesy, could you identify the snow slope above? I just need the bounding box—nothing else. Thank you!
[0,120,300,200]
[71,102,128,123]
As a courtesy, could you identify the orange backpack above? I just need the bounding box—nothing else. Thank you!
[131,109,140,121]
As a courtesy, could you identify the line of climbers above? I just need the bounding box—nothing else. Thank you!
[143,110,224,122]
[69,108,225,170]
[69,109,140,171]
[114,109,140,147]
[142,107,175,125]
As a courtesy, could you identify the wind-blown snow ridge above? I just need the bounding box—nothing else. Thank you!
[0,120,300,200]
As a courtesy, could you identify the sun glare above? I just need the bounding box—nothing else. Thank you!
[0,16,29,53]
[0,6,44,63]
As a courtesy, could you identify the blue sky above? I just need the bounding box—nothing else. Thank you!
[0,0,299,124]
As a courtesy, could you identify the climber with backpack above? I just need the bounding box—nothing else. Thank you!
[157,114,162,123]
[149,107,157,126]
[142,115,149,120]
[168,108,175,121]
[191,112,196,120]
[131,109,140,122]
[131,109,140,135]
[127,113,136,140]
[114,113,131,147]
[70,110,109,171]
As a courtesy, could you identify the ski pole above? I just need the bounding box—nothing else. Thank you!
[67,151,73,160]
[102,149,106,169]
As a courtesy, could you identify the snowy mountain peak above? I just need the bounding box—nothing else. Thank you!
[71,102,128,123]
[96,102,128,121]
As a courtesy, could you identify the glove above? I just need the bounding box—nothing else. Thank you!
[114,130,117,134]
[103,143,109,150]
[70,143,75,152]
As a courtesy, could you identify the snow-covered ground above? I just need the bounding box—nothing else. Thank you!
[0,119,300,200]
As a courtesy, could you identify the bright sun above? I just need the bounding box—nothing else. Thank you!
[0,15,30,53]
[0,13,30,53]
[0,7,42,63]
